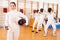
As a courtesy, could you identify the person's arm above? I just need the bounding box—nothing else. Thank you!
[18,12,29,26]
[53,13,57,20]
[4,14,9,30]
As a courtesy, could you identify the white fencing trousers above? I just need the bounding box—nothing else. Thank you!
[36,19,44,32]
[33,18,43,32]
[7,24,20,40]
[32,18,37,30]
[36,21,42,32]
[44,21,56,34]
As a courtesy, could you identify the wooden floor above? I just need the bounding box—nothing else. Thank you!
[0,26,60,40]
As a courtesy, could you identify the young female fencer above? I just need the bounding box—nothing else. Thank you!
[5,2,29,40]
[32,8,45,33]
[43,8,56,36]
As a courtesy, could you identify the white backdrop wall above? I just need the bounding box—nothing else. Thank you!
[0,0,60,18]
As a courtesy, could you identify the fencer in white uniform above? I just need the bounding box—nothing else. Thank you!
[32,9,45,33]
[5,2,28,40]
[32,10,39,32]
[44,8,56,36]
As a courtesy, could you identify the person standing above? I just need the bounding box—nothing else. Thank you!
[44,8,56,36]
[32,9,45,33]
[5,2,29,40]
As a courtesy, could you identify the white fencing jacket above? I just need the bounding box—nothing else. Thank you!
[5,10,28,30]
[34,13,45,23]
[46,12,56,23]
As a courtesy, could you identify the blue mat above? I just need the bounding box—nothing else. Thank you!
[49,23,60,28]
